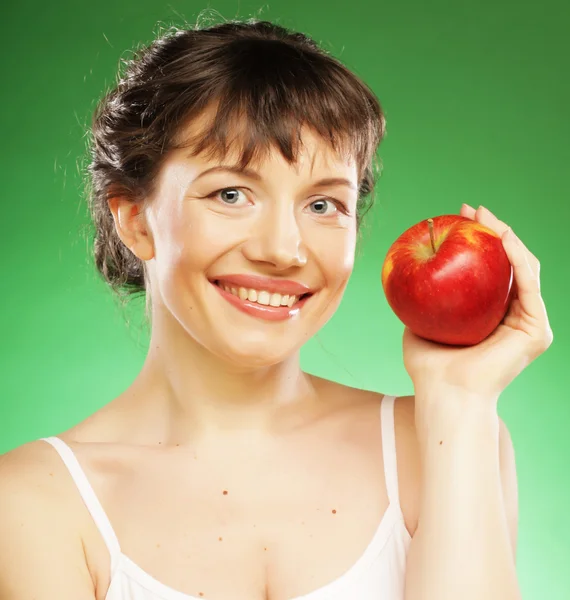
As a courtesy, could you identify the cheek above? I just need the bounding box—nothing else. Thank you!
[318,229,357,284]
[156,206,247,278]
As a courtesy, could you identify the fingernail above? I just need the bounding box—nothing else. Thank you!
[462,202,475,210]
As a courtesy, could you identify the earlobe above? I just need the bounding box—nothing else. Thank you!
[107,196,155,261]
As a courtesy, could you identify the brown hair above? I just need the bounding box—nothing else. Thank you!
[85,15,387,311]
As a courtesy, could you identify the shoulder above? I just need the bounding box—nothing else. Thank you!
[0,441,96,596]
[0,439,88,533]
[310,376,422,536]
[0,439,68,497]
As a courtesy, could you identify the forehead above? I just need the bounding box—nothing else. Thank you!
[173,103,357,178]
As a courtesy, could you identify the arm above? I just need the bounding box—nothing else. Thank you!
[404,387,520,600]
[0,443,96,599]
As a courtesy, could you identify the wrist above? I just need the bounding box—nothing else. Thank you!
[414,381,500,414]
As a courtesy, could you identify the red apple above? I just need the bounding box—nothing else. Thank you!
[381,214,515,346]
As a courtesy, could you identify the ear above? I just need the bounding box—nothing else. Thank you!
[107,194,155,262]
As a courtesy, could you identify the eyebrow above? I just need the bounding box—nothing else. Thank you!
[192,165,357,191]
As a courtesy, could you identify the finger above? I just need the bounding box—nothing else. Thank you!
[501,227,546,321]
[460,203,477,218]
[474,205,511,237]
[475,205,541,275]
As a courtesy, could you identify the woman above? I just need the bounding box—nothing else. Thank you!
[0,18,552,600]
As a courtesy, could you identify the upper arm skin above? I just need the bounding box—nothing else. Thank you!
[395,395,519,562]
[0,442,96,599]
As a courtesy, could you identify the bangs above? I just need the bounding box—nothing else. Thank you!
[169,37,384,189]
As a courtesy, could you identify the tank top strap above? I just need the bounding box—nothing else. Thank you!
[380,395,401,508]
[40,436,121,568]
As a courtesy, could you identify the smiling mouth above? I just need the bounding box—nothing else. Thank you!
[213,280,312,308]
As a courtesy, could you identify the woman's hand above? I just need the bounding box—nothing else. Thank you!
[402,204,554,403]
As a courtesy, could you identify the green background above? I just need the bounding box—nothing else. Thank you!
[1,0,568,597]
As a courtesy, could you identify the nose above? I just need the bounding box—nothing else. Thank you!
[242,205,308,270]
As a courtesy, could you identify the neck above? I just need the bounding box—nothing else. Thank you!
[123,312,321,445]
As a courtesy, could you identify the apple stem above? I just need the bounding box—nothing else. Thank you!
[427,218,436,254]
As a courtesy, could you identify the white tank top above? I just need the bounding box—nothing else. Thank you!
[40,394,411,599]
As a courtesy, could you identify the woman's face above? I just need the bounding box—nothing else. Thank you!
[142,120,359,367]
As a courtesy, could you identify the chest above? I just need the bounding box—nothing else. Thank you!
[86,429,394,600]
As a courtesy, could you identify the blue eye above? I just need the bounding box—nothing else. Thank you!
[309,198,337,215]
[219,188,243,204]
[206,187,247,205]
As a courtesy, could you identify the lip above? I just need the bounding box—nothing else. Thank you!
[212,281,312,322]
[211,274,313,296]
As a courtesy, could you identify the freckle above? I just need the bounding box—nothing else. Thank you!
[439,440,443,445]
[49,472,53,476]
[223,490,228,495]
[301,521,305,525]
[264,547,267,551]
[218,537,223,541]
[156,543,161,548]
[332,509,337,514]
[176,443,180,447]
[199,594,203,597]
[158,441,162,445]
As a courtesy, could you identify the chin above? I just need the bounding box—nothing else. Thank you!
[168,282,339,368]
[213,333,303,369]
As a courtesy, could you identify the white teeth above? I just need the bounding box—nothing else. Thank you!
[218,282,302,308]
[257,291,271,306]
